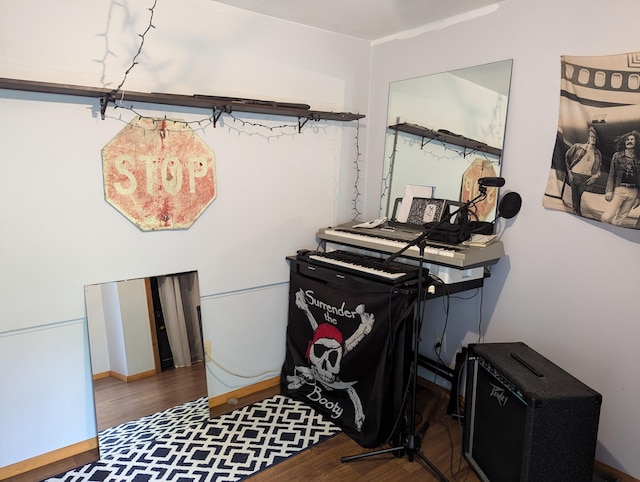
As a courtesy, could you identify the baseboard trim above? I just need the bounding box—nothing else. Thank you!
[108,369,157,383]
[0,438,99,482]
[593,460,638,482]
[208,376,280,409]
[92,370,158,383]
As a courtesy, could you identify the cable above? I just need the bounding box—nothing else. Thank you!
[434,356,472,482]
[477,286,485,343]
[433,290,450,384]
[203,349,280,380]
[377,286,420,445]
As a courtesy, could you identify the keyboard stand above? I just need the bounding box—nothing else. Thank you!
[340,239,449,482]
[341,190,495,480]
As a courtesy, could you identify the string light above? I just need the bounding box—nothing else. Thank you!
[104,0,364,215]
[109,0,157,102]
[352,119,363,220]
[106,103,302,136]
[379,134,501,215]
[103,0,348,137]
[380,145,395,206]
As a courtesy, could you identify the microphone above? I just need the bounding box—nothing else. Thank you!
[478,177,506,187]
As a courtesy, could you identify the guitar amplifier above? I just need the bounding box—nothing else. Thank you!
[463,342,602,482]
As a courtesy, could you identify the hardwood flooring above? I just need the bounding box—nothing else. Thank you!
[91,365,630,482]
[93,362,207,430]
[212,380,480,482]
[24,361,628,482]
[95,364,478,481]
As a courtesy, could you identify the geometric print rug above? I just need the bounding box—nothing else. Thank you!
[45,394,341,481]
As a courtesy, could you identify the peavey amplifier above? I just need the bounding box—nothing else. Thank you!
[463,342,602,482]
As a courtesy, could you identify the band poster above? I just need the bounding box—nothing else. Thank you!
[281,270,415,448]
[544,51,640,230]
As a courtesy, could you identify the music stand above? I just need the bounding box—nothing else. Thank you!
[340,187,489,481]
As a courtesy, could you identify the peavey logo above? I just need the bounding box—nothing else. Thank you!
[489,383,509,407]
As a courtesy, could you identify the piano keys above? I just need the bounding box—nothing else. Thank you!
[289,250,424,292]
[304,250,420,283]
[316,221,504,269]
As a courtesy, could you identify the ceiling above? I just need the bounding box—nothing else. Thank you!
[212,0,504,42]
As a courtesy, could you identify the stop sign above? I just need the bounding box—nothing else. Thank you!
[102,117,216,231]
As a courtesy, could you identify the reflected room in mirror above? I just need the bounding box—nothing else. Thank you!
[380,60,513,228]
[85,271,208,434]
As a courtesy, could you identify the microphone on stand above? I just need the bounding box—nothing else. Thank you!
[464,177,504,220]
[463,177,506,232]
[478,177,506,188]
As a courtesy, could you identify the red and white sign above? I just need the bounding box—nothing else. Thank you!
[102,117,216,231]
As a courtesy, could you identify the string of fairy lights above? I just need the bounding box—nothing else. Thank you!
[108,0,158,102]
[102,0,364,219]
[380,135,500,210]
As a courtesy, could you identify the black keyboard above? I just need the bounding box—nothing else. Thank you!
[302,250,421,284]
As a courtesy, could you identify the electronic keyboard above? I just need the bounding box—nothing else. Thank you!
[317,222,504,269]
[302,250,420,284]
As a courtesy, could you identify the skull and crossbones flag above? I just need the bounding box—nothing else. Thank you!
[281,270,415,448]
[543,51,640,229]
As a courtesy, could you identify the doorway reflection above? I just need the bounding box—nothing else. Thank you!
[86,271,208,432]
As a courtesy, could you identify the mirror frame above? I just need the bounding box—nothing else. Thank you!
[380,59,513,224]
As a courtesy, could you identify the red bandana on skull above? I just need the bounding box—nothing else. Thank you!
[306,323,343,361]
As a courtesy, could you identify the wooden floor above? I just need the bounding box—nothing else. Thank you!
[24,363,628,482]
[212,381,480,482]
[93,362,208,430]
[95,364,478,481]
[88,364,630,482]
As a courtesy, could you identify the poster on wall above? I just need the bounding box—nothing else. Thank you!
[102,117,217,231]
[543,51,640,230]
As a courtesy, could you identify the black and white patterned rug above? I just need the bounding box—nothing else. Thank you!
[46,394,340,481]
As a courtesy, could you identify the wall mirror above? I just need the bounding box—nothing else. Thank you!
[380,59,513,223]
[85,271,208,433]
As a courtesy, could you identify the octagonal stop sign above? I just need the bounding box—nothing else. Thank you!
[102,117,216,230]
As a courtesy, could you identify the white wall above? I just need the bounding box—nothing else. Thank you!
[102,283,127,377]
[3,0,640,477]
[202,284,290,397]
[117,279,155,377]
[85,284,110,374]
[0,0,370,470]
[368,0,640,476]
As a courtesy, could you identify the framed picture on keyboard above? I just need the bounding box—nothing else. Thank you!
[406,197,446,224]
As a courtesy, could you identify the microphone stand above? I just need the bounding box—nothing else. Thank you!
[340,188,487,482]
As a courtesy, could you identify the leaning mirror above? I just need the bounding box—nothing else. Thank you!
[380,60,513,224]
[85,271,208,435]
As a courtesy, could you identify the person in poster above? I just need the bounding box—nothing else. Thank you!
[600,130,640,225]
[543,51,640,229]
[565,126,602,216]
